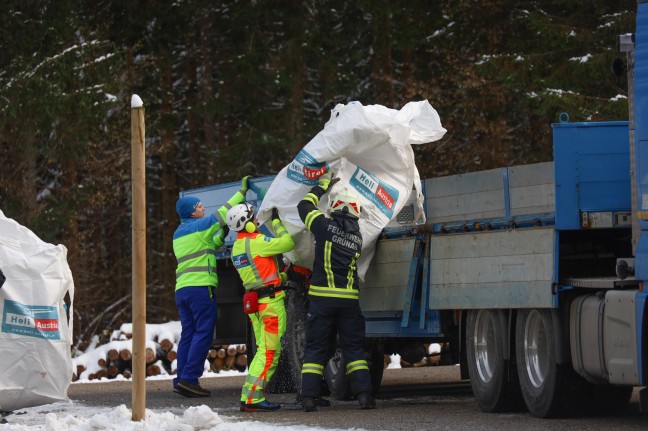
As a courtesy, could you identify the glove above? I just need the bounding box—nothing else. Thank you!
[217,225,229,242]
[240,175,252,194]
[318,172,332,190]
[318,175,340,193]
[271,207,280,221]
[318,172,340,192]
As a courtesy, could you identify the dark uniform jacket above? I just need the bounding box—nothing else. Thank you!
[298,184,362,300]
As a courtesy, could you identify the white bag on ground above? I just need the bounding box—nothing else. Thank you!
[0,209,75,411]
[258,100,446,280]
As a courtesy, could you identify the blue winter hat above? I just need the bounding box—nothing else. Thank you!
[176,196,200,218]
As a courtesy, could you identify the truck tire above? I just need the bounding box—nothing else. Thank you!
[324,341,385,400]
[515,308,632,417]
[515,308,583,417]
[279,288,309,391]
[244,288,309,394]
[466,309,523,413]
[515,308,561,417]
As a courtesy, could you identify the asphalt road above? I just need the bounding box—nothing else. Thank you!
[67,366,647,431]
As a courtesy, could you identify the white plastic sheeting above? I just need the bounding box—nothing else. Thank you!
[0,210,74,411]
[258,100,446,280]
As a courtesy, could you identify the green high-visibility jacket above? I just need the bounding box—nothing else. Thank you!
[173,190,245,290]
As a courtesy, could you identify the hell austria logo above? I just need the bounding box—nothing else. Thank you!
[2,299,61,340]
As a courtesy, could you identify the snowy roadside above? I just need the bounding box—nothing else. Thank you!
[1,401,358,431]
[3,357,397,430]
[2,315,422,430]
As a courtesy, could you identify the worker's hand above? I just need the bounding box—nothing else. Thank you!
[215,225,229,247]
[318,173,340,193]
[318,172,335,192]
[271,207,280,221]
[240,175,252,194]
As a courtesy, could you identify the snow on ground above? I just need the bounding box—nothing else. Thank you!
[1,401,359,431]
[1,321,414,429]
[1,355,400,430]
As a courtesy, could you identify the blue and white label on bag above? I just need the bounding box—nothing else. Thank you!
[287,149,329,185]
[2,299,61,340]
[350,167,399,219]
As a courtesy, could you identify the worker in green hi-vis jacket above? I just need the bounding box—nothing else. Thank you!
[172,176,251,398]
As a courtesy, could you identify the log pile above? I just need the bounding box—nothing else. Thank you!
[72,325,248,381]
[207,344,247,373]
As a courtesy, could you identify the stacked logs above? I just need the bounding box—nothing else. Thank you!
[207,344,247,373]
[72,336,247,381]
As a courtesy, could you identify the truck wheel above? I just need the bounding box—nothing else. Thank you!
[466,309,522,412]
[324,341,385,400]
[280,288,309,391]
[515,308,580,417]
[245,288,308,394]
[516,308,630,418]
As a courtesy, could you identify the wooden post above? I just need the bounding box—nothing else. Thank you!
[130,94,146,421]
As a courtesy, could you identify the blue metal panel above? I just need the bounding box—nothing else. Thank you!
[635,2,648,279]
[179,176,276,257]
[636,2,648,144]
[179,175,275,214]
[553,126,579,229]
[366,312,441,337]
[553,121,630,229]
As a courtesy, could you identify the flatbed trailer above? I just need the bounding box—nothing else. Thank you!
[180,2,648,417]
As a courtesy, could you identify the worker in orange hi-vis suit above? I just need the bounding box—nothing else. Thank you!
[226,202,294,412]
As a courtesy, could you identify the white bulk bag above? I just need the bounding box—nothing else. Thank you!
[0,209,75,411]
[258,100,446,280]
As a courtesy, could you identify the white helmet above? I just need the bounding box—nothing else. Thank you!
[226,202,256,231]
[330,188,361,218]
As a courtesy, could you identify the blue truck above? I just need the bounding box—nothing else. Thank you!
[180,2,648,418]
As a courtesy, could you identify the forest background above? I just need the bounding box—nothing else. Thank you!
[0,0,636,351]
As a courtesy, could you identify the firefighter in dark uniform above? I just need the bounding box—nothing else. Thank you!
[297,173,376,411]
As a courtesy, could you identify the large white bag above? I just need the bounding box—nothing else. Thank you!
[0,209,74,411]
[258,100,446,280]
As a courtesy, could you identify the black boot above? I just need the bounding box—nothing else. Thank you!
[315,397,331,407]
[175,380,211,397]
[302,397,317,412]
[357,392,376,409]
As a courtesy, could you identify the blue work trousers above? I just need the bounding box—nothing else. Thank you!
[174,286,217,386]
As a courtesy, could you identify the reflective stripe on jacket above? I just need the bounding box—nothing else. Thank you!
[231,218,295,290]
[297,185,362,300]
[173,190,246,290]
